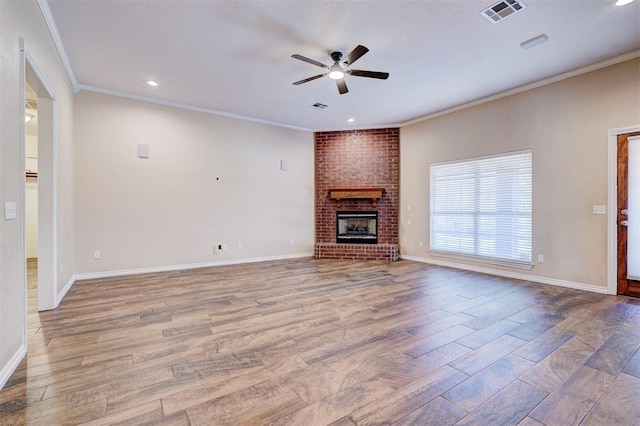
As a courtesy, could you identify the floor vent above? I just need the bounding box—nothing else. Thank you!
[481,0,527,23]
[312,102,328,110]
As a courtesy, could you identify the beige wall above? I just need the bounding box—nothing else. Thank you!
[0,0,75,385]
[74,92,314,274]
[400,58,640,289]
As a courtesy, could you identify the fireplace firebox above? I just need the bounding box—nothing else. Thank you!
[336,211,378,244]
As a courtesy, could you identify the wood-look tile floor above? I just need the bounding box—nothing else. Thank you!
[2,258,640,425]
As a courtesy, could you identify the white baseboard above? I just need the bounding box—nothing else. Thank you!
[73,253,314,281]
[400,254,609,295]
[56,275,76,306]
[0,344,26,390]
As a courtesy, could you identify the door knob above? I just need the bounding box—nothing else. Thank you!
[621,209,629,215]
[621,220,629,227]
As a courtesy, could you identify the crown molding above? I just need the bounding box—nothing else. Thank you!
[314,122,403,132]
[77,84,313,132]
[37,0,79,93]
[401,50,640,127]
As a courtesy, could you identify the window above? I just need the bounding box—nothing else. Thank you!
[430,150,532,269]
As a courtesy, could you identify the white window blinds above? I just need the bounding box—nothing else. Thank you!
[430,150,532,268]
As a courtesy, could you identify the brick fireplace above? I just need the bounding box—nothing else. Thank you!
[315,128,399,261]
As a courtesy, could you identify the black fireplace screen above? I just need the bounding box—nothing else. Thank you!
[336,211,378,244]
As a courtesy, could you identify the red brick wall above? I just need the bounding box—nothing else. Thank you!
[315,128,399,246]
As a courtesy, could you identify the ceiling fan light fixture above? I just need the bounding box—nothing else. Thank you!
[145,80,159,87]
[328,66,345,80]
[615,0,634,6]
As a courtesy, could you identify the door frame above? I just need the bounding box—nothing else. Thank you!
[607,125,640,295]
[21,39,58,311]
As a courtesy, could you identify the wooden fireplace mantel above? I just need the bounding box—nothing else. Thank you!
[328,187,383,206]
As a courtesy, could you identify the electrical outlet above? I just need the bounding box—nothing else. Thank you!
[538,254,544,263]
[237,242,242,249]
[419,241,424,247]
[290,239,295,246]
[93,250,101,260]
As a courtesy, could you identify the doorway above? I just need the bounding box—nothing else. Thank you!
[25,83,39,313]
[23,45,57,311]
[617,132,640,296]
[608,125,640,296]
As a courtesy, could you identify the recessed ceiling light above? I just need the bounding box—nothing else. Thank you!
[347,118,355,123]
[146,80,159,87]
[615,0,634,5]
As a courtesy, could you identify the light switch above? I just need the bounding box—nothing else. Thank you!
[593,205,606,215]
[280,159,288,171]
[4,202,17,220]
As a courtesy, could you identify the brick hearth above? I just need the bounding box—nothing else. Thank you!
[314,243,399,261]
[315,128,399,261]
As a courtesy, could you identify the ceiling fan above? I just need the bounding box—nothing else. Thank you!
[291,45,389,95]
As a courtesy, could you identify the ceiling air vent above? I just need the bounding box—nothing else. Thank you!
[312,102,328,110]
[481,0,527,23]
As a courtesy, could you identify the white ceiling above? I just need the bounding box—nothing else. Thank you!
[45,0,640,131]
